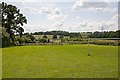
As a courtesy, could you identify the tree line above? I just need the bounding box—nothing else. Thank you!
[25,31,82,38]
[88,30,120,38]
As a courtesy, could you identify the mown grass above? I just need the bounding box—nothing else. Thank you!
[2,45,118,78]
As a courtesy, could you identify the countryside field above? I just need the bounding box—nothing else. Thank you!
[2,45,118,78]
[33,35,70,39]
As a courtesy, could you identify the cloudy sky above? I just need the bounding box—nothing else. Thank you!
[2,0,119,32]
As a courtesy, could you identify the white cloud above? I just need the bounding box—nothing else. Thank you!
[22,6,67,21]
[46,8,67,28]
[73,20,118,32]
[24,19,118,33]
[76,16,80,19]
[40,7,53,13]
[22,6,53,14]
[73,0,108,9]
[19,1,118,32]
[112,14,118,20]
[54,20,64,26]
[19,0,40,2]
[72,0,117,13]
[47,8,67,21]
[23,6,40,14]
[79,21,88,27]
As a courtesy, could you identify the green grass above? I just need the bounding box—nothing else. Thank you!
[2,45,118,78]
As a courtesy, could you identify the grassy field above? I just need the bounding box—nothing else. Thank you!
[2,45,118,78]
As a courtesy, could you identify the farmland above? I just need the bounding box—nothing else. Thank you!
[1,1,119,79]
[2,45,118,78]
[33,35,70,39]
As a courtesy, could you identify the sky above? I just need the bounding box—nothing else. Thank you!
[1,0,119,32]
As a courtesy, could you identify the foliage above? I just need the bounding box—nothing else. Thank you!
[53,34,57,39]
[26,34,36,42]
[30,31,82,38]
[42,34,48,38]
[39,38,47,43]
[59,35,64,39]
[1,2,27,47]
[32,30,70,36]
[17,37,25,45]
[2,27,12,47]
[69,33,82,38]
[88,30,120,38]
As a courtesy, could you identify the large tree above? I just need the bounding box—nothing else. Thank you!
[1,2,27,41]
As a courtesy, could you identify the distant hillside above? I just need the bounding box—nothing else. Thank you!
[24,30,82,38]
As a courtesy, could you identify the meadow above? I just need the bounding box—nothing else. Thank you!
[2,45,118,78]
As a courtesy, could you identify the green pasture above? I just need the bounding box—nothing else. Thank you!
[2,45,118,78]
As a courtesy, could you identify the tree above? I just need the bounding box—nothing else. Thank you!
[69,33,82,38]
[26,34,36,42]
[39,38,47,43]
[1,2,27,43]
[59,35,64,43]
[59,35,64,39]
[2,27,11,47]
[42,34,48,38]
[47,39,50,43]
[53,34,57,39]
[116,30,120,38]
[18,27,24,38]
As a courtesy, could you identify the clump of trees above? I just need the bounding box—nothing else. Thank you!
[69,33,82,38]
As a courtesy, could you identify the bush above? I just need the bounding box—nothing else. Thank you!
[61,38,65,42]
[53,34,57,39]
[17,37,25,45]
[26,34,36,41]
[2,36,12,47]
[2,28,12,47]
[39,38,47,43]
[42,35,48,38]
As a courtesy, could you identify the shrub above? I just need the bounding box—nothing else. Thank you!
[39,38,47,43]
[2,36,12,47]
[53,34,57,39]
[2,28,12,47]
[26,34,36,41]
[17,37,25,45]
[42,35,48,38]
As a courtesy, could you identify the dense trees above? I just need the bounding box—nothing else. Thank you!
[69,33,82,38]
[1,2,27,47]
[88,30,120,38]
[29,30,82,39]
[32,31,69,36]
